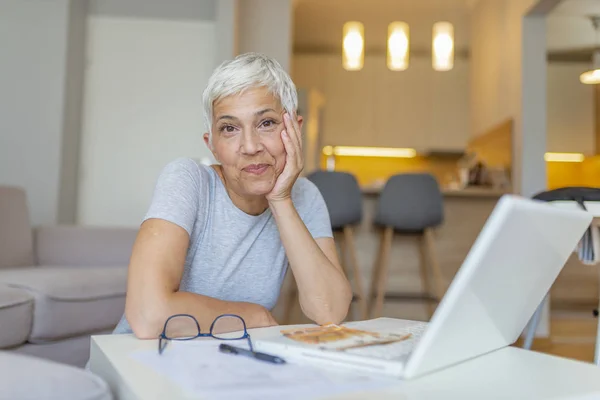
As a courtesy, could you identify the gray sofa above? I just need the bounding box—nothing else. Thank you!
[0,351,113,400]
[0,186,136,367]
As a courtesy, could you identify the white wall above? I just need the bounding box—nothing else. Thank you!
[471,1,595,154]
[469,0,511,137]
[215,0,239,67]
[547,15,598,52]
[58,0,88,224]
[89,0,215,20]
[238,0,293,72]
[77,15,216,226]
[470,0,552,337]
[0,0,70,226]
[469,0,545,193]
[547,62,595,154]
[471,0,553,197]
[293,54,470,151]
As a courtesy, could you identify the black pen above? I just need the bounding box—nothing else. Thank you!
[218,343,286,364]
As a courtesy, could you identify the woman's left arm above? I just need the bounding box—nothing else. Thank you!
[267,112,352,325]
[270,199,352,324]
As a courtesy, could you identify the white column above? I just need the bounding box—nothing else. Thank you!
[518,14,550,337]
[516,15,547,199]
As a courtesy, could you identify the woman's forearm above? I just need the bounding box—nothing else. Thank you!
[269,198,352,324]
[127,291,276,339]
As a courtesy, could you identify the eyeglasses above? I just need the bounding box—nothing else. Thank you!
[158,313,253,355]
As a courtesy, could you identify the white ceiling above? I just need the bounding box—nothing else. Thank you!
[293,0,472,52]
[291,0,600,55]
[548,0,600,52]
[552,0,600,16]
[294,0,473,13]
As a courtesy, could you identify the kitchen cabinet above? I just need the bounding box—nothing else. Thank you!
[292,53,470,151]
[320,55,378,146]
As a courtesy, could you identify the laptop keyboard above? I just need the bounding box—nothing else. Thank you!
[344,322,428,361]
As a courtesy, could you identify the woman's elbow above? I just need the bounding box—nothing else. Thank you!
[125,302,167,340]
[310,291,353,325]
[312,305,350,326]
[336,283,354,323]
[333,280,353,322]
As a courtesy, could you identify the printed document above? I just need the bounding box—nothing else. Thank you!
[130,338,397,399]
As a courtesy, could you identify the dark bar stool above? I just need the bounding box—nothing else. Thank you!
[282,170,368,323]
[368,173,445,319]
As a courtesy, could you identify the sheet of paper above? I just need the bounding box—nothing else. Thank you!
[130,338,398,399]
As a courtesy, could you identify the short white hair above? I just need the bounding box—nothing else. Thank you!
[202,52,298,143]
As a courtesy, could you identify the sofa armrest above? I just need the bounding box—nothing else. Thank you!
[34,225,138,267]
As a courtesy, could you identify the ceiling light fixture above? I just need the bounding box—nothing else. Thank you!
[387,22,410,71]
[544,152,585,162]
[432,21,454,71]
[322,146,417,158]
[342,21,364,71]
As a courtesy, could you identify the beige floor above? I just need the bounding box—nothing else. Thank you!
[516,311,598,363]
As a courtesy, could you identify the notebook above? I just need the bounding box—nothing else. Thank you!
[253,318,428,376]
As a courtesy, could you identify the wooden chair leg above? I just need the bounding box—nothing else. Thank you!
[282,271,298,325]
[372,227,394,318]
[418,234,436,318]
[344,225,368,320]
[368,229,386,316]
[424,228,445,302]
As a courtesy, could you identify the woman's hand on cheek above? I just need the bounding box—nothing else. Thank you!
[266,112,303,204]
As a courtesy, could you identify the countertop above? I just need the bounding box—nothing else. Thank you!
[361,185,510,198]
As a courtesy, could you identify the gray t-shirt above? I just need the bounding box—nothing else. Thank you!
[112,157,332,334]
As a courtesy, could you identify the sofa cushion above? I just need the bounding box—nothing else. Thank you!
[35,225,137,267]
[0,351,112,400]
[0,186,34,268]
[13,329,113,368]
[0,285,33,348]
[0,267,126,342]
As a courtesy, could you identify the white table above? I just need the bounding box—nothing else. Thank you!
[89,321,600,400]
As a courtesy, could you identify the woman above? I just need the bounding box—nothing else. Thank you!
[113,52,352,339]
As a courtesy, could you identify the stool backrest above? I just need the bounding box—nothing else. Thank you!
[374,173,444,231]
[532,186,600,209]
[306,170,363,230]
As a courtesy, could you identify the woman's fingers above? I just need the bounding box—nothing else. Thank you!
[284,113,302,150]
[282,130,296,160]
[283,113,302,169]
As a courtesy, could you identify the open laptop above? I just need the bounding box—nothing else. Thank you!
[253,194,593,379]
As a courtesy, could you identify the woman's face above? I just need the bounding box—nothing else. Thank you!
[204,86,300,198]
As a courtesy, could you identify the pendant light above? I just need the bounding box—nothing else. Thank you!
[342,21,364,71]
[387,22,410,71]
[432,22,454,71]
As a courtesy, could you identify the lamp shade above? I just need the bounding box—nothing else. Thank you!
[342,21,364,71]
[580,51,600,84]
[432,22,454,71]
[387,22,409,71]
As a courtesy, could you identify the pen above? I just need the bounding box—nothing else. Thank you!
[218,343,286,364]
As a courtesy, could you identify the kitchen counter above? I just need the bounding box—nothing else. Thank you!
[361,184,510,198]
[276,181,595,324]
